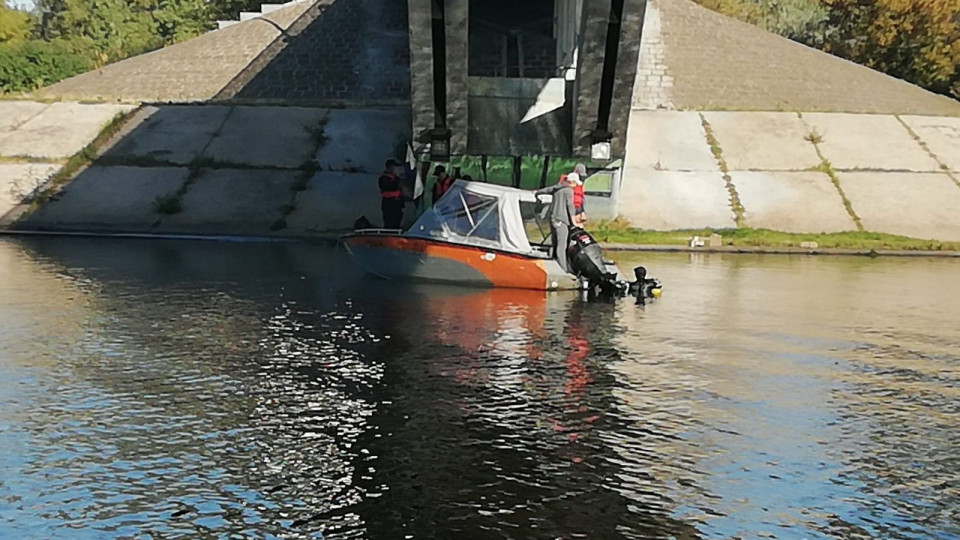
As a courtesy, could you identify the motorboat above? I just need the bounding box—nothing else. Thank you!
[341,181,661,296]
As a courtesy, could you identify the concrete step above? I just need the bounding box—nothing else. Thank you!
[239,11,260,21]
[217,20,239,30]
[260,3,286,13]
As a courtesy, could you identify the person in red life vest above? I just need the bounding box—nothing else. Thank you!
[379,159,404,229]
[558,163,588,227]
[431,165,454,205]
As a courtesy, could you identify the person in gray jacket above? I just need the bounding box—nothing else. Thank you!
[535,172,579,273]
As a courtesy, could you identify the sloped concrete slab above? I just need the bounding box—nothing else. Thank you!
[20,166,189,231]
[839,171,960,241]
[702,112,820,171]
[159,168,299,235]
[102,105,231,164]
[899,115,960,172]
[0,163,61,223]
[286,172,385,232]
[0,101,49,132]
[803,113,939,171]
[203,106,327,169]
[619,170,736,230]
[732,171,856,233]
[625,111,717,171]
[316,109,412,174]
[0,102,133,159]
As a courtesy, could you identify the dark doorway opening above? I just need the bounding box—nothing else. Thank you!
[468,0,556,78]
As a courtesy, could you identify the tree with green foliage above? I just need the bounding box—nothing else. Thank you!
[695,0,828,43]
[0,0,269,93]
[821,0,960,95]
[35,0,162,64]
[153,0,212,43]
[0,0,34,44]
[0,39,90,91]
[693,0,959,100]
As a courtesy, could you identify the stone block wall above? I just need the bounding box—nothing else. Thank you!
[632,0,673,110]
[219,0,411,104]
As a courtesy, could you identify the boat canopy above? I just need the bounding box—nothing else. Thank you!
[407,181,540,255]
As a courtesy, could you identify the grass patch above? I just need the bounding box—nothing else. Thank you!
[291,178,309,192]
[25,109,136,207]
[298,160,320,175]
[191,155,238,169]
[804,129,824,144]
[587,219,960,251]
[894,115,960,189]
[305,115,329,152]
[699,113,746,226]
[0,155,63,165]
[802,121,864,232]
[152,192,183,215]
[814,158,864,231]
[94,154,178,168]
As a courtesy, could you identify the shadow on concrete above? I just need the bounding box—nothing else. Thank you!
[215,0,411,106]
[10,0,416,236]
[12,102,412,236]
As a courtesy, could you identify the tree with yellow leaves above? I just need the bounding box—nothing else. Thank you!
[821,0,960,95]
[0,0,33,44]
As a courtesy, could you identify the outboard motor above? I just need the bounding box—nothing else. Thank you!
[567,228,663,302]
[567,228,613,286]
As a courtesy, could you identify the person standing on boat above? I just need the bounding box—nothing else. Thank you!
[379,159,404,229]
[558,163,588,227]
[535,173,579,273]
[572,163,587,226]
[432,165,454,205]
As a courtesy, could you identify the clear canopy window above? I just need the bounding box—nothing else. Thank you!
[408,182,537,255]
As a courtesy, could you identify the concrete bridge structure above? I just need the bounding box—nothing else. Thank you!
[1,0,959,240]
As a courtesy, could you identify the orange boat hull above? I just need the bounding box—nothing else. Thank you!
[342,233,580,290]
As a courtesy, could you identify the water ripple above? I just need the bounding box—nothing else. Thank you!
[0,240,958,539]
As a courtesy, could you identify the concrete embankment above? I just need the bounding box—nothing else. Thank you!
[621,111,960,242]
[1,100,959,243]
[1,101,413,235]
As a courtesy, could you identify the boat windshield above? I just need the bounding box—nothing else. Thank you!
[520,200,551,248]
[407,182,534,254]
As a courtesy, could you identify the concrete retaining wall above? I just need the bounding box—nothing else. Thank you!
[620,110,960,241]
[1,101,413,236]
[2,100,959,241]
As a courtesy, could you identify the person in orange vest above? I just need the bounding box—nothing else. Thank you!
[559,163,588,227]
[431,165,455,205]
[379,159,404,229]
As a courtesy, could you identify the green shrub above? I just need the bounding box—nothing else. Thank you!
[0,39,90,92]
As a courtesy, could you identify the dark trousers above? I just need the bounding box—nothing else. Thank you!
[381,199,403,229]
[551,221,570,273]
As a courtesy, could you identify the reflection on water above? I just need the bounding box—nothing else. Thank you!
[0,237,957,539]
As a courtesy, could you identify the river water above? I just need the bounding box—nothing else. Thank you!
[0,237,957,539]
